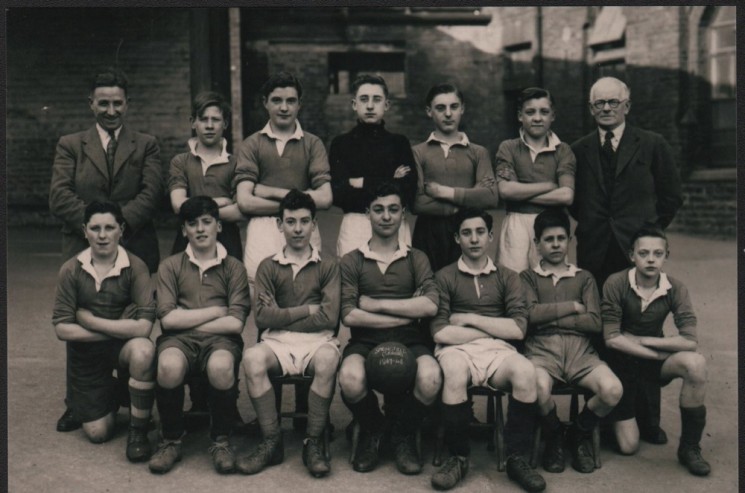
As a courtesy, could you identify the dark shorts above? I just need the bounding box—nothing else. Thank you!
[156,332,243,378]
[526,333,606,384]
[343,341,433,361]
[606,352,670,421]
[68,339,127,423]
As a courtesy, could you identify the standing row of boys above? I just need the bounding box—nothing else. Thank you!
[49,68,708,492]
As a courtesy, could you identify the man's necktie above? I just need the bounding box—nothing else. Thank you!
[602,130,614,160]
[601,130,615,192]
[106,130,117,178]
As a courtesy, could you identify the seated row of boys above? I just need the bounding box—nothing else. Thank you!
[53,183,709,492]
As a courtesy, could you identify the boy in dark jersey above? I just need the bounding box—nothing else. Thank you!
[52,200,156,462]
[429,208,545,493]
[520,209,622,474]
[237,190,340,478]
[339,182,441,475]
[148,196,250,475]
[603,225,710,476]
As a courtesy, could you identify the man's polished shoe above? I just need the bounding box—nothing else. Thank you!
[352,430,381,473]
[431,455,469,490]
[302,437,330,477]
[506,455,546,492]
[126,426,152,462]
[56,408,81,432]
[236,433,284,475]
[393,434,422,475]
[640,426,668,445]
[678,444,711,476]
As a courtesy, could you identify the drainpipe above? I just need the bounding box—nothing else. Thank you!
[535,6,543,86]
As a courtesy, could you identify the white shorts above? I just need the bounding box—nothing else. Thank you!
[244,216,322,290]
[336,212,411,257]
[498,212,539,273]
[435,338,519,390]
[260,329,340,376]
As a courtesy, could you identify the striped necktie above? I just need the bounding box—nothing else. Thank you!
[106,130,117,178]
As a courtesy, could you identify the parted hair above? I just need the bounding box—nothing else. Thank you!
[90,67,129,97]
[261,71,303,100]
[351,74,389,98]
[179,196,219,223]
[453,207,493,233]
[192,91,231,122]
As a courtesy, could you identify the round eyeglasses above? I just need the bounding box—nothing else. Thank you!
[591,99,627,110]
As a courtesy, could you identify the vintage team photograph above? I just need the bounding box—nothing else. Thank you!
[5,5,738,492]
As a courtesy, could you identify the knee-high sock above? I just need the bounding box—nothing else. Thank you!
[680,405,706,447]
[505,396,538,458]
[128,378,155,429]
[392,393,429,440]
[576,404,600,434]
[442,401,471,457]
[208,383,238,441]
[306,390,332,439]
[250,388,280,438]
[541,404,562,439]
[343,391,384,433]
[156,385,185,440]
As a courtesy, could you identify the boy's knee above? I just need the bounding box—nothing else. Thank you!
[684,352,707,382]
[617,438,639,456]
[339,359,366,397]
[242,348,268,379]
[312,346,340,378]
[83,420,113,444]
[157,354,187,388]
[207,352,236,389]
[598,376,624,406]
[510,359,537,392]
[415,361,442,399]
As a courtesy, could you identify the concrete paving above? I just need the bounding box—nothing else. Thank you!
[6,209,738,492]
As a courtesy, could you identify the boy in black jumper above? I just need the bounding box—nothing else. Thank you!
[329,74,417,256]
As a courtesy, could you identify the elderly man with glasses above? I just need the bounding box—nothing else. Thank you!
[569,76,683,447]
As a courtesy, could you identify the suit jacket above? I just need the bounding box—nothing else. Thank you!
[49,124,164,271]
[569,125,682,277]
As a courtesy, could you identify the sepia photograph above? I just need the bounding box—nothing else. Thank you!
[5,4,738,492]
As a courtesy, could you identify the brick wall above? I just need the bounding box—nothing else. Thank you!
[670,180,736,238]
[6,8,192,224]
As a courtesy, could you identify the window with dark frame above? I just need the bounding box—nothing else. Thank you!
[328,51,406,97]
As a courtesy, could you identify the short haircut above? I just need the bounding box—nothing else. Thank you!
[192,91,231,122]
[425,83,464,107]
[351,74,389,98]
[279,189,316,220]
[179,195,219,223]
[453,207,493,234]
[261,71,303,100]
[517,87,554,110]
[367,181,403,208]
[90,67,129,97]
[629,223,668,250]
[84,200,125,226]
[589,76,631,101]
[533,209,571,240]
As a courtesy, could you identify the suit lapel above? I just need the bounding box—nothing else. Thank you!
[582,130,606,195]
[113,125,136,178]
[615,126,641,177]
[81,126,109,179]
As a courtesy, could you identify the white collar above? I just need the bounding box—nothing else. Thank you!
[359,239,410,264]
[272,245,321,265]
[188,137,230,164]
[185,242,228,276]
[457,256,497,276]
[533,261,581,286]
[598,121,626,142]
[426,132,470,147]
[628,267,672,311]
[77,245,130,292]
[96,123,122,142]
[260,120,304,141]
[519,128,562,154]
